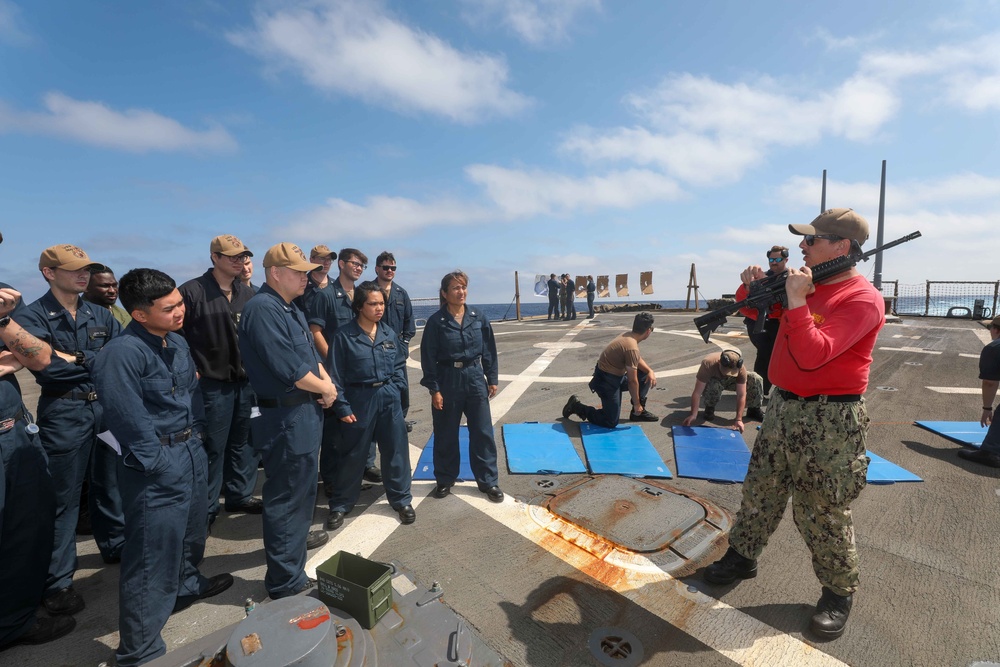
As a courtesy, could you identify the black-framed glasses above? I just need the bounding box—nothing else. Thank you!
[767,257,784,264]
[379,265,397,272]
[345,259,367,270]
[804,234,843,246]
[219,252,252,262]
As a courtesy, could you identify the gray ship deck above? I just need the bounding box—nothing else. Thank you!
[7,312,999,666]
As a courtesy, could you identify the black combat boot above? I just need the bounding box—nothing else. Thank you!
[704,546,757,584]
[562,395,584,420]
[809,587,853,639]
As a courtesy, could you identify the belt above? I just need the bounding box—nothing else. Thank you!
[159,428,197,445]
[257,393,318,409]
[0,408,25,433]
[777,389,861,403]
[348,381,388,388]
[439,357,481,369]
[41,388,98,402]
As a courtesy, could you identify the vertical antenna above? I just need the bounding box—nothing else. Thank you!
[873,160,887,289]
[821,169,827,212]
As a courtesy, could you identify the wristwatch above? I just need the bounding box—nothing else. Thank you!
[74,351,86,366]
[0,316,9,329]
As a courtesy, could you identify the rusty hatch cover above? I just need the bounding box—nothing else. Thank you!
[546,476,706,552]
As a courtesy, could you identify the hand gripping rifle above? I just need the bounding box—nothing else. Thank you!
[694,231,922,343]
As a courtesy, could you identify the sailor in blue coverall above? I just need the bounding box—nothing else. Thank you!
[93,269,233,667]
[419,271,504,503]
[0,282,71,649]
[19,244,124,616]
[239,243,337,599]
[325,282,413,530]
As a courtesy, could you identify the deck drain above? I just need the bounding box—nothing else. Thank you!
[875,386,898,391]
[589,627,643,666]
[534,478,557,490]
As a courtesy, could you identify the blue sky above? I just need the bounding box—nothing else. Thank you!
[2,0,998,305]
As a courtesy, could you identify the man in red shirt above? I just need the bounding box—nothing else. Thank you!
[703,208,885,641]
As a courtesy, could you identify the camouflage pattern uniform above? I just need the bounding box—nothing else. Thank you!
[702,371,765,411]
[728,390,870,596]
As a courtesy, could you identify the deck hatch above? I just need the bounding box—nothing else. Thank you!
[546,476,706,552]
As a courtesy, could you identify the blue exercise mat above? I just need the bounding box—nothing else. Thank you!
[413,426,475,481]
[866,451,922,484]
[671,425,751,483]
[915,420,987,448]
[502,423,587,474]
[579,423,672,478]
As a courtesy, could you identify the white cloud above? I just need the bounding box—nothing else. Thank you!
[287,195,493,240]
[459,0,601,45]
[285,165,684,240]
[562,73,897,187]
[465,165,685,217]
[0,92,237,153]
[228,0,530,123]
[0,0,31,46]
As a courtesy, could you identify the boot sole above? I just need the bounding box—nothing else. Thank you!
[808,622,846,640]
[704,568,757,585]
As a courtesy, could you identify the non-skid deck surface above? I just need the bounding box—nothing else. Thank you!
[501,422,587,474]
[915,420,987,448]
[579,422,672,478]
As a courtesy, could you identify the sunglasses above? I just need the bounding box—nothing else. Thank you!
[767,257,784,264]
[804,234,843,246]
[379,265,397,271]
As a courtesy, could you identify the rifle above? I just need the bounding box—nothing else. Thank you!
[694,231,922,343]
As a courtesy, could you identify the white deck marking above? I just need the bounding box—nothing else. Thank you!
[926,387,981,394]
[892,334,922,340]
[959,353,979,359]
[878,346,942,354]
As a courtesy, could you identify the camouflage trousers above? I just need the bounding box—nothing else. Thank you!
[728,390,870,596]
[702,372,764,410]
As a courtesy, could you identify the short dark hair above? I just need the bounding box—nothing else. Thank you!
[339,248,368,264]
[352,280,388,315]
[632,312,654,334]
[89,264,114,276]
[375,251,395,266]
[119,268,175,313]
[769,245,789,259]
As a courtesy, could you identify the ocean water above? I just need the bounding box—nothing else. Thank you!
[412,299,706,324]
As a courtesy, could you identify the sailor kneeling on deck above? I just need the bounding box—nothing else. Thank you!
[562,312,659,426]
[703,208,885,640]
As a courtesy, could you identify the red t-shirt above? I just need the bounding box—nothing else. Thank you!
[769,274,884,396]
[736,281,783,321]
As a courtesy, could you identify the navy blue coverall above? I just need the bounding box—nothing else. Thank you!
[0,287,56,648]
[365,281,415,469]
[587,279,596,318]
[306,277,355,489]
[179,270,258,521]
[93,322,211,667]
[547,278,561,319]
[20,291,124,591]
[239,284,324,599]
[419,306,500,489]
[328,320,412,513]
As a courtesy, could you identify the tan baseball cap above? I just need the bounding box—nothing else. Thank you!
[38,244,101,271]
[210,235,253,257]
[789,208,869,245]
[263,243,320,272]
[310,244,334,259]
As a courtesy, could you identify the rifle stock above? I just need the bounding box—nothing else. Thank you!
[694,231,922,343]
